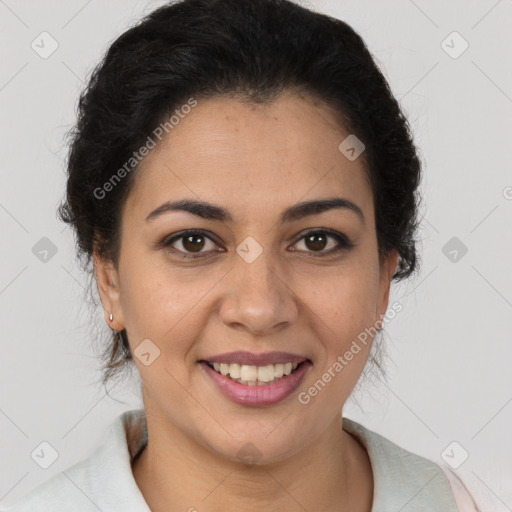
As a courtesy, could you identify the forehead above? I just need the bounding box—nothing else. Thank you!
[124,93,373,223]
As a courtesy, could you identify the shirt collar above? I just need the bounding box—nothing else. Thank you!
[88,409,456,512]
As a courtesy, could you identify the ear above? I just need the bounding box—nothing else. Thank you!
[376,249,399,325]
[93,250,125,331]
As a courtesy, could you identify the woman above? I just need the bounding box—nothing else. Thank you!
[7,0,480,510]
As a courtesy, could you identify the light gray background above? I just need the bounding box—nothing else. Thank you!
[1,0,511,509]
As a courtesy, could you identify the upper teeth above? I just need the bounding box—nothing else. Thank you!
[211,362,298,383]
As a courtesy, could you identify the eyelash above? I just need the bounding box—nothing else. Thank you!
[161,229,354,260]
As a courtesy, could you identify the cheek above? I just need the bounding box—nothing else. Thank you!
[118,255,216,360]
[298,262,380,334]
[295,267,380,397]
[298,275,378,407]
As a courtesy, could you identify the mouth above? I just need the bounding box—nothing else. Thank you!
[200,360,309,386]
[198,354,312,407]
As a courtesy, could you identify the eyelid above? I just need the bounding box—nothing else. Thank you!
[292,227,352,245]
[161,228,354,258]
[162,229,222,255]
[290,228,354,255]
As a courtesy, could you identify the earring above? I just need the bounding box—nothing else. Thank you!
[109,313,114,323]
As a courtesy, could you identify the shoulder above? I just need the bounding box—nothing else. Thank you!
[5,409,150,512]
[342,417,480,511]
[4,458,99,512]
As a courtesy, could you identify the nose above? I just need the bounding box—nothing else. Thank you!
[219,249,299,336]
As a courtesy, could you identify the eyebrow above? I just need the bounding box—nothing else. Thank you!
[145,197,365,225]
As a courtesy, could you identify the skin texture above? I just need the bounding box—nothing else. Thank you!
[94,91,398,512]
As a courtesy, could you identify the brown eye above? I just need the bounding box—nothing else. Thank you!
[163,230,221,259]
[292,229,354,256]
[304,232,328,251]
[181,234,206,253]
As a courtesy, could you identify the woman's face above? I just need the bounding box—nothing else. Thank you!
[95,92,398,464]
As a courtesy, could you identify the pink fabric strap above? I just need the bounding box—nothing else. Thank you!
[440,465,481,512]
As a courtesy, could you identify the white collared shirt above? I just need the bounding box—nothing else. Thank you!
[5,409,480,511]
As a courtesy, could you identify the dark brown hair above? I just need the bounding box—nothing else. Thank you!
[58,0,422,389]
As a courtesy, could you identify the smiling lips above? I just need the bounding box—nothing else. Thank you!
[199,351,311,406]
[200,350,308,385]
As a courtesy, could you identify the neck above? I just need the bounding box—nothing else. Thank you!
[132,408,373,512]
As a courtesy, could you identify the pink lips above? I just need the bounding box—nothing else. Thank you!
[199,357,312,407]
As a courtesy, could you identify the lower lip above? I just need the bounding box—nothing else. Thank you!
[199,361,312,407]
